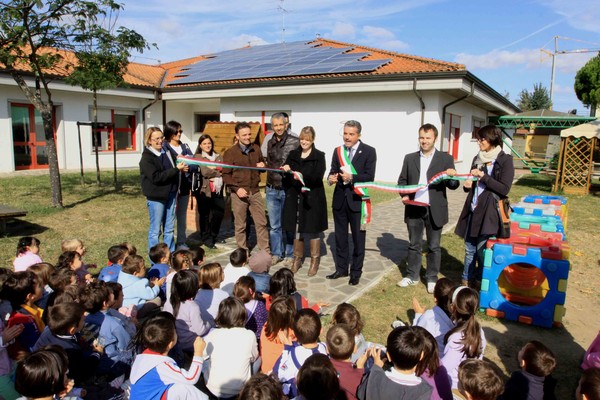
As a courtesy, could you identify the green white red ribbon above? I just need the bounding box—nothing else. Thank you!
[354,171,476,194]
[178,155,310,191]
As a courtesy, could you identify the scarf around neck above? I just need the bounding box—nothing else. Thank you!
[476,145,502,165]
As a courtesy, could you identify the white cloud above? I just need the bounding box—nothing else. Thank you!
[362,25,395,40]
[378,40,409,51]
[455,49,541,70]
[542,0,600,34]
[332,22,356,38]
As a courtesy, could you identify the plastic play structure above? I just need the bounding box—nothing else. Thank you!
[479,195,570,328]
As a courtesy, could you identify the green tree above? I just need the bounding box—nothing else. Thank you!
[517,82,552,111]
[0,0,149,206]
[574,54,600,117]
[66,15,152,184]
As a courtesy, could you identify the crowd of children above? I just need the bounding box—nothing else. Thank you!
[1,235,599,400]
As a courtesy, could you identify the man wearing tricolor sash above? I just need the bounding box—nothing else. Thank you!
[326,120,377,286]
[397,123,458,293]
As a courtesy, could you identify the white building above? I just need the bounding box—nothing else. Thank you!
[0,38,519,182]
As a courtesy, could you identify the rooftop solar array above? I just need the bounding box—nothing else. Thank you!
[168,40,391,86]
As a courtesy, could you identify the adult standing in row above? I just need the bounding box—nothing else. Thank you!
[139,127,188,254]
[265,112,299,266]
[455,124,514,287]
[397,123,459,294]
[163,120,195,249]
[326,120,377,286]
[194,134,225,249]
[222,122,270,255]
[281,126,328,276]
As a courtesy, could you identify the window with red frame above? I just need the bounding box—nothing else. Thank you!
[91,110,137,152]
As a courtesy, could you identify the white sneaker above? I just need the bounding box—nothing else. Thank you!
[391,320,406,328]
[397,277,418,287]
[427,282,436,294]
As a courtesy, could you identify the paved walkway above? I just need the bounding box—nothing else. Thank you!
[203,188,468,312]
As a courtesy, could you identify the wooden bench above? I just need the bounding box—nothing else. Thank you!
[0,204,28,234]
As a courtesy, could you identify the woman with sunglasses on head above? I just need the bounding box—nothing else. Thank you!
[140,127,188,255]
[454,124,514,288]
[163,120,196,249]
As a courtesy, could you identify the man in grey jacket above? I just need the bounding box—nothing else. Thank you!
[265,112,299,266]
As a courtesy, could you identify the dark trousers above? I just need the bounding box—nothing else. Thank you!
[197,192,225,245]
[406,206,442,283]
[333,198,366,278]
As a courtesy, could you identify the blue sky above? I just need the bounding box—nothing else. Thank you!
[119,0,600,114]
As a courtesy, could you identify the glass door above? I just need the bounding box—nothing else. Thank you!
[11,104,49,170]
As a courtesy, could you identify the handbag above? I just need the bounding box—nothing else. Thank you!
[493,193,512,238]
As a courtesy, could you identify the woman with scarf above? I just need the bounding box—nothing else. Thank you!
[454,124,514,287]
[140,127,188,253]
[194,134,225,249]
[163,120,196,249]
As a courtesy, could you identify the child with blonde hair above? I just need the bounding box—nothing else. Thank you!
[194,263,228,328]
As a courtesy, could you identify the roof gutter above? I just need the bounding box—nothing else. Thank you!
[440,82,475,152]
[412,78,425,126]
[142,90,161,131]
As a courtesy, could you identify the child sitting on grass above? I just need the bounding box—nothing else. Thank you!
[61,239,93,284]
[233,276,267,342]
[332,303,371,363]
[129,313,208,400]
[56,251,87,286]
[118,255,165,320]
[326,323,368,400]
[260,296,296,374]
[194,263,228,328]
[357,326,432,400]
[99,244,129,283]
[13,236,42,272]
[274,308,327,398]
[454,359,504,400]
[499,340,557,400]
[147,243,171,301]
[221,248,250,295]
[410,277,456,353]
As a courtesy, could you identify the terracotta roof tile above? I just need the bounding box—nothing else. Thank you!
[1,47,165,88]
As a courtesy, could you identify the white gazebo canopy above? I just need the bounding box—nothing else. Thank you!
[561,119,600,138]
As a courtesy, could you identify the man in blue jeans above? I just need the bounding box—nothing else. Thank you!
[265,112,299,266]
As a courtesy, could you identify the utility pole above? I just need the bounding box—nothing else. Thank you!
[277,0,288,43]
[540,36,600,109]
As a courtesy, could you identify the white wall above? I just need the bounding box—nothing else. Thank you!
[221,90,490,182]
[0,83,157,173]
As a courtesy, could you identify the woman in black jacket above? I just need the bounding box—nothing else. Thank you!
[163,120,195,248]
[281,126,328,276]
[139,127,187,253]
[454,124,514,286]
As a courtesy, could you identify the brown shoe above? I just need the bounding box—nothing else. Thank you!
[308,239,320,276]
[291,239,304,273]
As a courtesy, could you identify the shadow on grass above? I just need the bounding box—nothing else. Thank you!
[2,219,48,237]
[483,319,583,399]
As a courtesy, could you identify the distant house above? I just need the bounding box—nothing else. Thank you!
[0,38,519,181]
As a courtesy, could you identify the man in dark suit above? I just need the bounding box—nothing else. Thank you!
[397,123,458,293]
[326,120,377,286]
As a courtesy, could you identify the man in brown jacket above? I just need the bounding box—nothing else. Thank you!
[222,122,270,253]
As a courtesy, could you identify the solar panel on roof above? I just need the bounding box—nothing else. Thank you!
[168,40,391,85]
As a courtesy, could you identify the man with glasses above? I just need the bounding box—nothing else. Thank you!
[396,123,458,293]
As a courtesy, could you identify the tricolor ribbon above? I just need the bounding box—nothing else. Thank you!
[354,172,476,194]
[178,155,309,191]
[337,146,372,225]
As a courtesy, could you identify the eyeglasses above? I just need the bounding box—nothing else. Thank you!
[151,136,164,142]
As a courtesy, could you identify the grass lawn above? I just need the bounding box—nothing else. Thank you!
[0,169,397,270]
[351,173,600,399]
